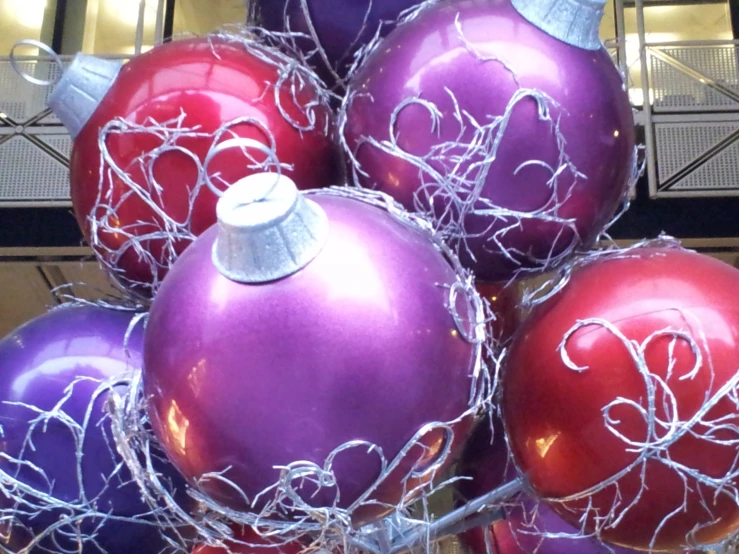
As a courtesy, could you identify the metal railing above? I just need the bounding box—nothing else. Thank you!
[640,39,739,198]
[5,39,739,204]
[0,54,127,208]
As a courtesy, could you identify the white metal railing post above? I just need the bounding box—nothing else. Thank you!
[635,0,659,198]
[614,0,629,81]
[135,0,147,55]
[154,0,166,45]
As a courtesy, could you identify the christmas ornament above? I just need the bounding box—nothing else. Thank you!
[456,421,639,554]
[256,0,422,88]
[341,0,635,282]
[0,306,188,553]
[466,499,663,554]
[144,173,484,525]
[193,526,303,554]
[475,281,520,344]
[47,36,338,297]
[502,246,739,551]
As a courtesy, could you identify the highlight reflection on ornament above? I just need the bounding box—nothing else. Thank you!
[144,175,484,525]
[341,0,635,282]
[0,306,188,554]
[503,246,739,551]
[48,36,337,296]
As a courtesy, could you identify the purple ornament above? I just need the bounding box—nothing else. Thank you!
[341,0,635,282]
[256,0,422,87]
[456,422,642,554]
[0,306,188,554]
[144,191,478,525]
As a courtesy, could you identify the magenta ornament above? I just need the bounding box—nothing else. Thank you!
[341,0,635,282]
[256,0,422,88]
[143,180,479,525]
[0,306,188,554]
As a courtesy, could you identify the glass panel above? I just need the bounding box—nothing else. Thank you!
[601,0,617,42]
[0,0,57,56]
[173,0,247,37]
[81,0,160,55]
[623,2,732,106]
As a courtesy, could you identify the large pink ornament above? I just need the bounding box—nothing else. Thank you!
[144,174,480,525]
[341,0,635,281]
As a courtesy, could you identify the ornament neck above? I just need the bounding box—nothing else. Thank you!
[48,53,123,139]
[511,0,606,51]
[213,173,330,284]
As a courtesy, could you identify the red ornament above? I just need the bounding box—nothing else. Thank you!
[475,281,520,345]
[60,37,337,296]
[192,527,303,554]
[502,248,739,551]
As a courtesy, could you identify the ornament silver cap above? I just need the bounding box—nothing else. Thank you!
[47,53,123,139]
[511,0,606,51]
[213,173,330,284]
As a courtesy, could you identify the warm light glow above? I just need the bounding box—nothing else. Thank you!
[6,0,47,30]
[534,433,560,458]
[165,399,190,458]
[104,0,155,28]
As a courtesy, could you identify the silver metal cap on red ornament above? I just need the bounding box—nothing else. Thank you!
[213,172,330,283]
[511,0,606,51]
[47,53,123,139]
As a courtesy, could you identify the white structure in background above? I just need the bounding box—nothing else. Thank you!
[0,0,738,205]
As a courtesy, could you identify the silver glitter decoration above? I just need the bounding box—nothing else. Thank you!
[511,0,607,51]
[47,53,123,139]
[212,172,330,284]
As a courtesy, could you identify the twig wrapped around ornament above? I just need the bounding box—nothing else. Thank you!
[339,0,639,284]
[104,172,507,554]
[0,306,193,554]
[12,29,340,302]
[251,0,432,92]
[502,241,739,552]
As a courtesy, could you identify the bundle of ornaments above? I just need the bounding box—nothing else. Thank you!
[4,0,739,553]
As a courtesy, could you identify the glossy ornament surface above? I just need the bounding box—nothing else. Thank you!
[144,194,477,524]
[502,248,739,551]
[193,526,304,554]
[257,0,421,88]
[456,421,638,554]
[0,306,185,553]
[342,0,635,281]
[476,281,520,345]
[69,37,337,296]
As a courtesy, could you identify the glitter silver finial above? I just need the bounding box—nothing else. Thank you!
[511,0,606,51]
[213,173,330,283]
[47,53,123,139]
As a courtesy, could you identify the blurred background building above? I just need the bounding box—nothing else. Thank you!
[0,0,737,335]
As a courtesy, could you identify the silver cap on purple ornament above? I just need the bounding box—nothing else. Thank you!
[213,172,330,283]
[511,0,606,51]
[47,53,123,139]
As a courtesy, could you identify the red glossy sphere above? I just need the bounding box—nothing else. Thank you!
[192,527,304,554]
[475,281,520,345]
[71,37,338,296]
[502,248,739,551]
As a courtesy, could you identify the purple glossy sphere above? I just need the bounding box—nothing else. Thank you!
[0,306,182,554]
[257,0,421,87]
[144,194,477,524]
[456,422,639,554]
[342,0,635,282]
